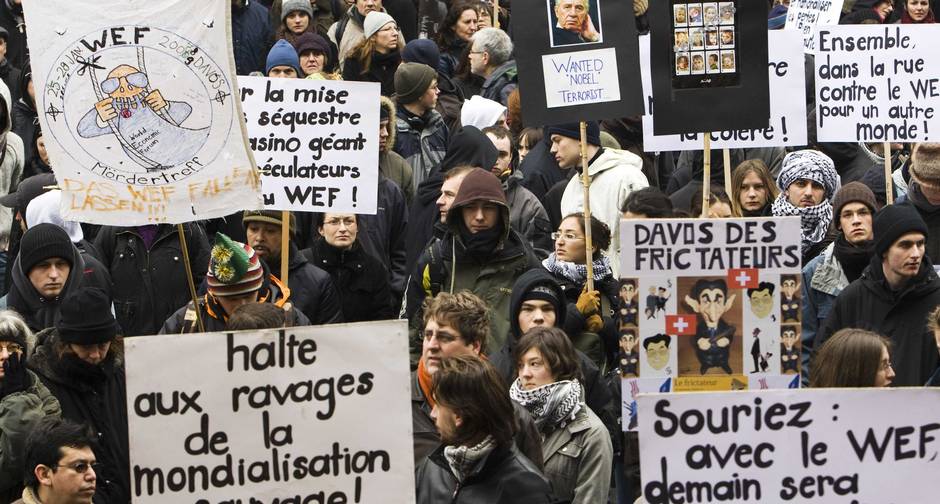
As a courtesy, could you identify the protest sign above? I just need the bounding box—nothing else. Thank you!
[648,0,770,135]
[815,25,940,143]
[513,0,643,126]
[638,388,940,503]
[784,0,843,52]
[617,217,802,431]
[23,0,261,225]
[125,321,414,503]
[640,31,807,152]
[240,77,379,214]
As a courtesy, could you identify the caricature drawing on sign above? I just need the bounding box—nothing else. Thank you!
[747,281,774,320]
[780,274,800,322]
[77,58,210,172]
[644,285,671,319]
[780,325,800,374]
[749,327,771,373]
[618,279,639,327]
[643,333,673,376]
[619,329,639,377]
[685,278,735,374]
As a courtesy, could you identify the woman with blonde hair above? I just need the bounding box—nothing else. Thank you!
[730,159,779,217]
[341,11,402,95]
[811,328,895,388]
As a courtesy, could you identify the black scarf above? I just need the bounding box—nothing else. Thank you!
[458,222,503,263]
[57,351,113,384]
[833,234,874,283]
[908,182,940,215]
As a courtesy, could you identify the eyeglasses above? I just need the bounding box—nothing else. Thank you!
[0,342,23,354]
[551,232,583,241]
[100,72,149,94]
[57,461,99,474]
[324,218,356,228]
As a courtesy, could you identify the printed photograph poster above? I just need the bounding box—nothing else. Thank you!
[125,320,415,503]
[23,0,262,225]
[515,0,643,126]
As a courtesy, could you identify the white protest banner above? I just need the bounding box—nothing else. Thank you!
[815,25,940,143]
[638,388,940,503]
[640,32,807,152]
[125,321,415,503]
[24,0,261,225]
[240,76,379,214]
[784,0,844,52]
[617,217,802,432]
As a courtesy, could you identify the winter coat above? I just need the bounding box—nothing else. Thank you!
[0,79,23,248]
[263,243,344,325]
[94,224,209,336]
[394,104,449,189]
[550,266,619,368]
[801,242,850,382]
[818,255,940,386]
[303,238,394,322]
[539,403,613,504]
[10,65,31,171]
[0,4,25,69]
[379,96,414,205]
[342,50,401,96]
[28,329,129,504]
[328,6,405,65]
[232,0,275,75]
[503,171,552,257]
[479,60,517,106]
[0,369,60,499]
[353,176,409,304]
[11,486,39,504]
[415,442,556,504]
[0,57,20,105]
[519,136,570,201]
[436,37,467,79]
[898,186,940,265]
[560,148,649,277]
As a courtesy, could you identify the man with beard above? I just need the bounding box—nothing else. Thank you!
[770,150,841,264]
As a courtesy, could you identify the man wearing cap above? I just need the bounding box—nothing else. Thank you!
[243,210,342,325]
[266,39,302,78]
[402,39,464,131]
[550,121,648,276]
[468,28,517,106]
[896,143,940,265]
[160,233,311,333]
[28,287,130,503]
[801,182,877,381]
[393,62,449,188]
[328,0,404,64]
[817,204,940,386]
[232,0,274,75]
[771,149,841,264]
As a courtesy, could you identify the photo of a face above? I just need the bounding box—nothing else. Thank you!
[675,29,689,50]
[721,52,736,72]
[703,3,718,24]
[690,28,704,48]
[719,2,734,24]
[705,29,719,48]
[706,51,720,73]
[720,29,734,47]
[688,3,703,24]
[691,53,705,74]
[548,0,604,47]
[674,4,688,25]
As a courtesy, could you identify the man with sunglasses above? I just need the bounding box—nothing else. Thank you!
[17,417,97,504]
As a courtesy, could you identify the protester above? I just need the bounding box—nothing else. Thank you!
[379,96,414,204]
[517,127,542,164]
[329,0,403,64]
[730,159,778,217]
[468,28,516,105]
[393,62,449,189]
[900,0,935,22]
[22,128,50,179]
[461,95,506,130]
[232,0,274,75]
[510,326,613,504]
[226,302,288,330]
[265,39,303,78]
[898,143,940,264]
[771,149,841,263]
[342,12,402,95]
[689,186,733,218]
[817,204,940,386]
[0,27,19,103]
[434,2,479,78]
[11,62,34,171]
[811,328,895,387]
[292,32,335,77]
[0,311,60,502]
[414,354,556,503]
[925,305,940,386]
[402,38,466,131]
[0,2,24,69]
[28,287,129,503]
[0,79,23,274]
[1,173,56,295]
[17,417,97,504]
[276,0,317,46]
[621,186,674,219]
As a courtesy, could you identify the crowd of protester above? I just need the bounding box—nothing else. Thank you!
[0,0,939,502]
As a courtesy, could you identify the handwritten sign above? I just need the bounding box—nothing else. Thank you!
[542,48,621,108]
[639,388,940,503]
[125,321,415,503]
[815,25,940,142]
[784,0,843,52]
[240,76,379,214]
[24,0,261,224]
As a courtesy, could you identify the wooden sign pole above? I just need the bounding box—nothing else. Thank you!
[723,147,732,196]
[177,224,205,333]
[280,211,291,286]
[701,134,712,218]
[579,121,594,293]
[884,142,894,205]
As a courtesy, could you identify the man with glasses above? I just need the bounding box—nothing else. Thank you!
[17,417,97,504]
[468,28,517,106]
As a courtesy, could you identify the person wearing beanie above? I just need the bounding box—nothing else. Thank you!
[393,62,450,189]
[328,0,404,65]
[342,12,402,96]
[771,149,842,264]
[277,0,316,46]
[816,203,940,387]
[160,233,314,334]
[28,286,129,503]
[293,32,334,76]
[402,39,440,69]
[460,95,506,129]
[551,121,649,277]
[232,0,275,75]
[898,143,940,264]
[402,38,466,132]
[243,210,343,325]
[266,39,302,78]
[469,28,517,106]
[801,182,878,383]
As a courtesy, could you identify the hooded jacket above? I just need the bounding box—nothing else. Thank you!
[304,237,394,322]
[817,255,940,386]
[0,78,23,247]
[560,147,648,277]
[394,102,449,189]
[0,366,60,501]
[379,96,414,204]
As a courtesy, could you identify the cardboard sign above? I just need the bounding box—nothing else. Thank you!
[239,77,380,214]
[641,31,807,152]
[617,217,802,430]
[649,0,770,135]
[784,0,844,52]
[125,321,415,502]
[815,25,940,143]
[639,388,940,503]
[24,0,261,225]
[514,0,643,126]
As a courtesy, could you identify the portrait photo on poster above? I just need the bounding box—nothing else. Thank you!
[548,0,604,47]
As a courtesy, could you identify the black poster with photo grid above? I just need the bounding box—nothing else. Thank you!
[650,0,769,135]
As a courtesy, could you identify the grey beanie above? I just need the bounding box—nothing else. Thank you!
[281,0,314,22]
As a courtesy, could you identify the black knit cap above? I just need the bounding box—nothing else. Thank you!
[57,287,120,345]
[522,283,564,317]
[873,204,929,257]
[546,121,601,146]
[19,223,74,274]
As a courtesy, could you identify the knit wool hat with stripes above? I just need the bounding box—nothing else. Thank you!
[206,233,264,297]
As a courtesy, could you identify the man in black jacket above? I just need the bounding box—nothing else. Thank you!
[415,354,556,504]
[818,204,940,386]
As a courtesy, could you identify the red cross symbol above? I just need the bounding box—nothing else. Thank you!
[728,268,759,289]
[665,314,696,335]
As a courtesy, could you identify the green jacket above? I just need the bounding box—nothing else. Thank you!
[0,370,61,495]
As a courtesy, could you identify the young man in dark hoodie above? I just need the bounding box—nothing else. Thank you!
[898,143,940,265]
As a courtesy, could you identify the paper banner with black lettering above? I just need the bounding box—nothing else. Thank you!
[638,388,940,503]
[784,0,843,52]
[240,76,379,214]
[23,0,261,225]
[513,0,643,126]
[617,217,802,431]
[640,31,807,152]
[815,25,940,143]
[649,0,770,135]
[125,320,414,502]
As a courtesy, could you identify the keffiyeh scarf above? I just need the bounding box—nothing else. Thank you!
[542,254,612,285]
[771,195,833,253]
[443,435,497,483]
[772,150,841,252]
[509,378,583,431]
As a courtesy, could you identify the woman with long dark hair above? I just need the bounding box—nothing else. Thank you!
[435,1,479,78]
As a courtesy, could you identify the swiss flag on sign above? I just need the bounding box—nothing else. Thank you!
[665,314,696,336]
[727,268,759,289]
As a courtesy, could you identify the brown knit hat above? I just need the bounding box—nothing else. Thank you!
[242,210,296,235]
[832,181,877,219]
[911,143,940,187]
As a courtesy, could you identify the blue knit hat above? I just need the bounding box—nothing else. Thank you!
[266,39,301,76]
[402,39,441,69]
